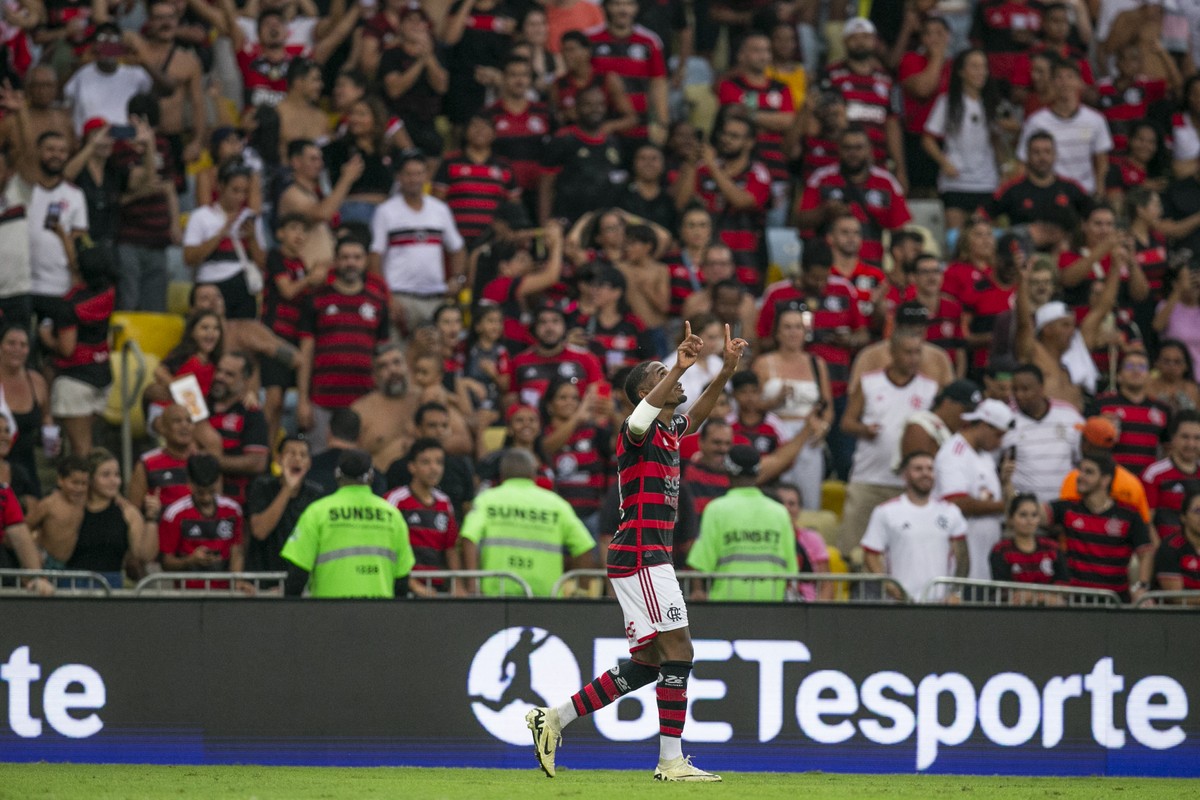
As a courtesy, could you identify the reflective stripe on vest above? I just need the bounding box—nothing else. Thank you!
[315,546,397,565]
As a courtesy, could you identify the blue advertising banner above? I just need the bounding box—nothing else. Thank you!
[0,599,1197,777]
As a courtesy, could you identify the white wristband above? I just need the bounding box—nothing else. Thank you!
[628,398,661,437]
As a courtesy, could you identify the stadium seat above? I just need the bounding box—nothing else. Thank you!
[907,200,946,252]
[104,350,160,441]
[820,479,846,519]
[167,281,193,317]
[766,227,802,285]
[797,509,840,549]
[481,426,507,455]
[110,312,185,361]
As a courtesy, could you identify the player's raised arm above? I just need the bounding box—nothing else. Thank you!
[627,323,703,436]
[684,324,748,434]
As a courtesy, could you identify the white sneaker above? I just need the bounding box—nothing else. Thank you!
[525,706,562,778]
[653,755,722,782]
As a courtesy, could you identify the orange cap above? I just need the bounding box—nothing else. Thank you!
[1076,416,1117,449]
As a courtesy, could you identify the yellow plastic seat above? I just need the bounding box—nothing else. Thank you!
[481,426,508,455]
[824,546,851,602]
[110,312,185,361]
[167,281,193,317]
[103,351,161,440]
[820,479,846,519]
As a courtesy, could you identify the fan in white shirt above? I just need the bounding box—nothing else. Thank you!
[862,451,969,602]
[1005,363,1083,503]
[1017,60,1112,194]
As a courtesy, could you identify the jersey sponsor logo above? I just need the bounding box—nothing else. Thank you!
[466,627,581,745]
[628,43,647,61]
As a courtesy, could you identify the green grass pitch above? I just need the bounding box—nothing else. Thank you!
[0,765,1190,800]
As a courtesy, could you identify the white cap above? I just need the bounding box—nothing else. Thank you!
[1034,301,1072,332]
[961,399,1015,431]
[842,17,877,38]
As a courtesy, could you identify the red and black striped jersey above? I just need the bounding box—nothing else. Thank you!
[682,459,729,518]
[607,413,689,578]
[1153,532,1200,590]
[1134,231,1170,297]
[51,284,113,388]
[511,345,605,408]
[578,313,649,376]
[964,275,1015,370]
[1092,392,1170,474]
[800,134,839,180]
[835,261,887,320]
[112,136,179,244]
[205,402,268,507]
[798,165,912,265]
[481,275,537,352]
[159,494,244,567]
[485,100,551,191]
[1096,77,1166,154]
[716,74,794,183]
[989,536,1068,585]
[1048,498,1151,596]
[666,261,703,317]
[970,0,1041,75]
[552,71,608,124]
[731,418,781,456]
[140,448,190,509]
[1141,458,1200,542]
[298,286,389,409]
[433,152,518,244]
[548,422,611,516]
[1105,155,1148,194]
[694,160,770,285]
[586,24,667,140]
[385,485,458,575]
[262,249,308,341]
[921,296,967,353]
[756,277,864,397]
[237,50,291,108]
[820,61,893,165]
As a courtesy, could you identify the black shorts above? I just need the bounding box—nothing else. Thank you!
[259,356,295,389]
[941,191,993,215]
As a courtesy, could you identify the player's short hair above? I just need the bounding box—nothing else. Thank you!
[624,361,659,405]
[1080,452,1116,480]
[898,450,934,471]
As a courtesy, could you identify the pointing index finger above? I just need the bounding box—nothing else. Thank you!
[684,321,692,340]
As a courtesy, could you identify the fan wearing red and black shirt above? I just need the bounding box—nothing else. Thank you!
[674,107,771,288]
[821,17,906,186]
[827,213,886,327]
[990,493,1069,586]
[296,236,389,451]
[153,453,245,581]
[540,377,613,528]
[1153,485,1200,595]
[127,403,195,515]
[1098,46,1170,156]
[433,115,520,247]
[910,253,967,375]
[385,437,461,596]
[481,223,566,353]
[1141,410,1200,542]
[196,352,268,509]
[486,57,552,195]
[0,479,52,594]
[715,33,795,208]
[510,305,605,408]
[551,31,639,135]
[1010,4,1094,101]
[586,0,669,146]
[897,16,951,193]
[970,0,1041,77]
[682,419,732,518]
[525,323,745,783]
[1046,452,1153,601]
[42,246,114,457]
[576,265,651,377]
[1089,350,1170,474]
[796,126,912,266]
[963,228,1019,377]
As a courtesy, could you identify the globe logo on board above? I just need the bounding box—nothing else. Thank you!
[467,627,581,744]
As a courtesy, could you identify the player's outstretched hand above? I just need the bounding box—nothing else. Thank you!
[721,324,748,372]
[676,320,703,369]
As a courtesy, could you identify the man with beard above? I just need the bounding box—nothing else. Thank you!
[276,140,363,269]
[62,24,153,135]
[298,236,390,452]
[1004,363,1083,504]
[539,85,626,225]
[989,131,1092,240]
[486,58,553,198]
[28,131,88,321]
[0,66,74,177]
[509,305,605,408]
[352,343,418,471]
[820,18,906,190]
[797,125,911,266]
[673,107,770,289]
[194,352,269,508]
[862,451,969,601]
[246,435,324,572]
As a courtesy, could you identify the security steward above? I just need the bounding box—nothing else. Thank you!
[460,449,596,597]
[281,449,415,598]
[687,445,799,601]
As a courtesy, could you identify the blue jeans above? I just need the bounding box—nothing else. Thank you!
[339,201,378,227]
[827,393,856,482]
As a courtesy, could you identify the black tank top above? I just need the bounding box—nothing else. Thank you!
[66,500,128,573]
[6,371,41,492]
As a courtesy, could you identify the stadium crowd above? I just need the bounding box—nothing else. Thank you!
[1,0,1200,602]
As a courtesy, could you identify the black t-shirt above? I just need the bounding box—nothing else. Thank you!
[323,136,395,197]
[636,0,687,61]
[1162,177,1200,258]
[244,475,326,572]
[385,452,476,521]
[614,182,677,233]
[75,160,128,243]
[543,127,627,223]
[986,176,1093,227]
[308,448,387,497]
[379,45,446,124]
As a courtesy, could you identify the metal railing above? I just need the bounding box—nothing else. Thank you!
[408,570,534,598]
[921,578,1122,607]
[1133,591,1200,609]
[0,569,113,596]
[133,572,287,596]
[550,570,911,603]
[118,337,147,484]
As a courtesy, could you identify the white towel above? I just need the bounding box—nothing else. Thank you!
[1060,331,1100,395]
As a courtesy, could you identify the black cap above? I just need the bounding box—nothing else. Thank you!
[725,444,761,478]
[336,448,374,482]
[895,301,929,328]
[937,379,982,410]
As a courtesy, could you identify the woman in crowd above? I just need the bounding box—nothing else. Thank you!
[462,303,510,417]
[772,482,833,602]
[923,48,1003,233]
[1107,123,1169,210]
[143,310,224,423]
[539,377,610,534]
[323,97,399,226]
[194,126,259,208]
[183,162,264,319]
[515,7,561,99]
[751,308,832,510]
[0,325,52,494]
[990,493,1069,604]
[0,414,38,510]
[475,403,553,491]
[1147,339,1200,413]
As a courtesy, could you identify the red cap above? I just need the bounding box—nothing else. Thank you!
[506,403,538,423]
[82,117,107,139]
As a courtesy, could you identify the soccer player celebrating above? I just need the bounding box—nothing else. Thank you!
[526,322,747,782]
